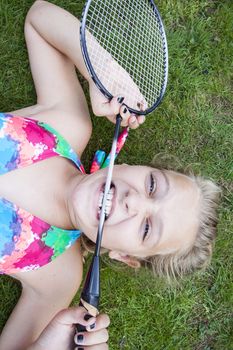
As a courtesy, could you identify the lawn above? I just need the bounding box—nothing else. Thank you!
[0,0,232,349]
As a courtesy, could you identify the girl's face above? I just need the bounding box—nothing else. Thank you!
[70,165,201,257]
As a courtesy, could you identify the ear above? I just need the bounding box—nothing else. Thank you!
[109,251,141,269]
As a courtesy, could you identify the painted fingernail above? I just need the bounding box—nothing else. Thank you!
[123,107,128,113]
[117,97,125,103]
[84,314,91,321]
[77,334,84,343]
[90,323,96,329]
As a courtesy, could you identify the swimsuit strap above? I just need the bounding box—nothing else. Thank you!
[0,113,85,175]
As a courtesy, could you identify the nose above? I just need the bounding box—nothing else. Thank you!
[124,189,157,216]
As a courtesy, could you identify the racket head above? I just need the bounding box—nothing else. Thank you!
[80,0,168,115]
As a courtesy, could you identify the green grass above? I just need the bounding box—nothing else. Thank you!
[0,0,233,349]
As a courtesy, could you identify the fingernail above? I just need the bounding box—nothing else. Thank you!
[84,314,92,321]
[77,334,84,343]
[117,97,125,103]
[78,348,84,350]
[90,323,96,329]
[123,107,128,113]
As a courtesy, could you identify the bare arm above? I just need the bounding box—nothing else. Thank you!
[26,1,145,128]
[26,0,90,80]
[0,243,84,350]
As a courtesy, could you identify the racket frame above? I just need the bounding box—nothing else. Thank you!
[80,0,168,116]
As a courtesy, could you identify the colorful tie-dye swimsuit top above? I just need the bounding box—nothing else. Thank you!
[0,113,85,274]
[0,113,128,275]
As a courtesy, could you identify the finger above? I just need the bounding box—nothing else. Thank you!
[98,95,125,117]
[54,307,96,327]
[74,343,108,350]
[74,329,109,346]
[109,95,125,115]
[137,115,146,125]
[128,115,139,129]
[86,313,110,332]
[119,105,131,126]
[137,98,148,112]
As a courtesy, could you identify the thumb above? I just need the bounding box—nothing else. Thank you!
[54,307,96,327]
[97,95,125,117]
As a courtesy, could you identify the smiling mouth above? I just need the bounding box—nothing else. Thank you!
[97,183,115,221]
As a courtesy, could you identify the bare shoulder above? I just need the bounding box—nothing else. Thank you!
[36,106,93,156]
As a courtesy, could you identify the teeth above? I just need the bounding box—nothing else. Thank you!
[107,193,113,200]
[105,206,111,215]
[98,186,115,218]
[98,192,104,207]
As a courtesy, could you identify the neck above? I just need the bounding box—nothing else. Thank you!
[64,169,87,229]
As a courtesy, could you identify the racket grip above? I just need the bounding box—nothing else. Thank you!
[75,255,100,332]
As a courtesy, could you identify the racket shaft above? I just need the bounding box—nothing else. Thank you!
[76,115,122,334]
[95,114,122,255]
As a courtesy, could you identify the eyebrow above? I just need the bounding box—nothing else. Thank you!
[150,170,170,247]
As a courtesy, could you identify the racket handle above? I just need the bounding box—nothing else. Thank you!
[75,254,100,332]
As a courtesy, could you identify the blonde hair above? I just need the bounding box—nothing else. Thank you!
[81,154,221,279]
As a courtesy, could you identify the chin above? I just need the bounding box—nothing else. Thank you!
[71,197,95,239]
[81,226,98,245]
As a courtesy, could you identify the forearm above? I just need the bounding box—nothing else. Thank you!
[26,0,90,81]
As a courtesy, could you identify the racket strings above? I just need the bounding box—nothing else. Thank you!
[88,1,164,100]
[84,0,167,111]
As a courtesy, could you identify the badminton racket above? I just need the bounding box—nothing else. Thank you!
[76,0,168,332]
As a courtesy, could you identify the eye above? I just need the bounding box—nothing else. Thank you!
[143,219,150,241]
[149,173,156,195]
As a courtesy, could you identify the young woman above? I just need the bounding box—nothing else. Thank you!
[0,1,220,349]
